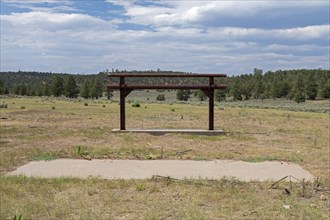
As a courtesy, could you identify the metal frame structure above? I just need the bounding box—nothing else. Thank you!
[108,73,227,131]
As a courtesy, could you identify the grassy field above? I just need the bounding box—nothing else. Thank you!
[0,96,329,219]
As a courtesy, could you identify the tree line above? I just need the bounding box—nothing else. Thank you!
[0,69,329,103]
[220,68,330,103]
[173,68,329,103]
[0,71,109,99]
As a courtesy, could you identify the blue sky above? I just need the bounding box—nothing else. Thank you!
[0,0,329,75]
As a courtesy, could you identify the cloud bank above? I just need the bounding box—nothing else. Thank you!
[1,0,329,75]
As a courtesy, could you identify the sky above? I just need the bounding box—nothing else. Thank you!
[0,0,329,75]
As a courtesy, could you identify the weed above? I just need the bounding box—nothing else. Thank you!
[193,156,209,161]
[84,103,88,106]
[13,214,23,220]
[74,146,90,158]
[103,105,106,108]
[51,106,55,110]
[33,152,56,161]
[136,184,145,191]
[20,106,25,109]
[171,108,175,112]
[242,156,279,163]
[76,146,82,156]
[0,104,8,108]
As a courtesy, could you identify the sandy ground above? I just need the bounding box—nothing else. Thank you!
[10,159,314,182]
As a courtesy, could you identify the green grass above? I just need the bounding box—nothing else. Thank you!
[33,152,57,161]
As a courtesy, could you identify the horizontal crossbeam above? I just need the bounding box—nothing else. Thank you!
[107,83,227,90]
[108,73,226,78]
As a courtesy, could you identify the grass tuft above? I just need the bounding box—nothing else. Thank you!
[33,152,56,161]
[136,184,145,191]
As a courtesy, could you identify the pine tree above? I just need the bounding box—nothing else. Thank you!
[90,79,103,99]
[80,80,91,99]
[14,84,21,95]
[37,86,43,96]
[320,79,330,99]
[43,84,51,96]
[64,75,79,98]
[52,76,64,97]
[293,75,305,104]
[28,86,35,96]
[0,80,4,95]
[252,68,264,99]
[305,74,318,100]
[20,84,27,96]
[253,80,264,99]
[288,89,294,100]
[230,80,242,101]
[215,89,226,102]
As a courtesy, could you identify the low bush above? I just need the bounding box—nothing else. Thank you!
[156,94,166,101]
[132,102,140,107]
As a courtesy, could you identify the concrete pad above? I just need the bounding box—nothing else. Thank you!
[111,128,224,135]
[10,159,314,182]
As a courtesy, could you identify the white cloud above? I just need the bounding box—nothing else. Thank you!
[206,25,330,41]
[1,1,329,74]
[109,0,329,27]
[274,25,329,40]
[1,11,114,31]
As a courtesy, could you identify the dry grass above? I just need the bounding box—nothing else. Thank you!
[1,175,329,220]
[0,97,329,219]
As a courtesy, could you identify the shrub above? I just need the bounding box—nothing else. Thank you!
[0,104,7,108]
[132,102,140,107]
[20,106,25,109]
[156,94,166,101]
[52,106,55,110]
[84,103,88,106]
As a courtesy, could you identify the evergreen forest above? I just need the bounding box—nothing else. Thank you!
[0,69,329,104]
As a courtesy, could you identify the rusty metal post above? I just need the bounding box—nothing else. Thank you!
[120,76,126,130]
[209,77,214,130]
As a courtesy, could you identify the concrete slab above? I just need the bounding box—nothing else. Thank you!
[111,128,224,135]
[10,159,314,182]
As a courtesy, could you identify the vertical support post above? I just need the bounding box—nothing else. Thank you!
[120,77,126,130]
[209,77,214,130]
